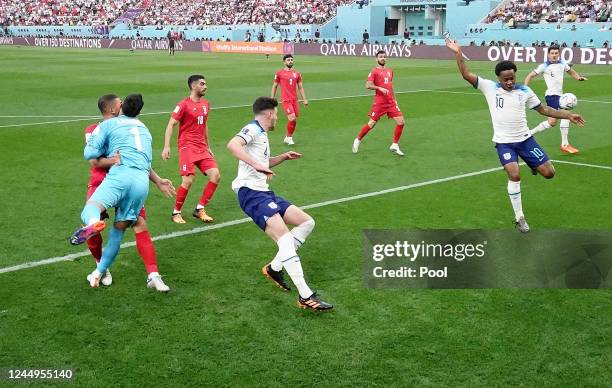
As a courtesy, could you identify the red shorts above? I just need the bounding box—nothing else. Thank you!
[282,100,299,118]
[179,147,218,176]
[86,184,146,219]
[369,102,403,121]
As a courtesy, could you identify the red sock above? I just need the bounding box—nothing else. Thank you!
[358,124,373,140]
[287,120,296,137]
[199,181,218,207]
[87,233,103,263]
[174,185,189,212]
[393,124,405,143]
[135,231,158,274]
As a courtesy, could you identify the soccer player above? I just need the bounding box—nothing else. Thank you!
[70,94,175,289]
[82,94,173,291]
[524,44,587,153]
[167,29,175,56]
[162,75,220,224]
[352,50,406,156]
[445,39,585,232]
[226,97,333,311]
[271,54,308,145]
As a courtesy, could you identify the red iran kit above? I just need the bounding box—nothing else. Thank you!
[367,67,402,120]
[274,69,301,117]
[171,97,218,176]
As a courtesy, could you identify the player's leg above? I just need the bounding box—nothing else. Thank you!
[85,186,103,262]
[389,111,405,156]
[193,158,220,222]
[132,212,170,292]
[283,101,297,145]
[172,150,196,223]
[519,137,555,179]
[353,107,380,153]
[70,180,119,245]
[559,118,577,153]
[89,174,149,287]
[282,205,315,250]
[88,220,131,287]
[496,143,529,232]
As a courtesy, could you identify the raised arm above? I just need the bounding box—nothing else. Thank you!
[162,117,179,160]
[445,38,478,87]
[523,70,538,86]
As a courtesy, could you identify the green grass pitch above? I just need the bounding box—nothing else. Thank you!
[0,46,611,386]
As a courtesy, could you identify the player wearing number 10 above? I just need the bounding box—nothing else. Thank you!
[445,38,585,233]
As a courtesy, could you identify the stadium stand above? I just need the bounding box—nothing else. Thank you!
[0,0,141,26]
[486,0,611,24]
[133,0,354,26]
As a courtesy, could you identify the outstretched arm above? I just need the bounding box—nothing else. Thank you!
[269,151,302,167]
[567,68,587,81]
[445,38,478,87]
[534,105,585,126]
[149,168,176,197]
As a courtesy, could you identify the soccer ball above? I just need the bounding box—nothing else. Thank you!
[559,93,578,110]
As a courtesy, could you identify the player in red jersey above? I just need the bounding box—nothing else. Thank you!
[162,74,221,224]
[352,50,406,156]
[271,54,308,145]
[84,94,175,291]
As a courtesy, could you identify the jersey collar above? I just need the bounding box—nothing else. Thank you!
[252,120,266,133]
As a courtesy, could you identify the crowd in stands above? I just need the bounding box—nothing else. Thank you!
[0,0,140,26]
[487,0,611,24]
[468,38,609,48]
[134,0,353,26]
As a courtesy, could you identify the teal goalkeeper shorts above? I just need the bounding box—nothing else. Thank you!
[89,165,149,222]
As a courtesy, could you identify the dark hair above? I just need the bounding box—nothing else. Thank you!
[188,74,205,90]
[283,54,293,61]
[252,97,278,114]
[548,43,561,52]
[495,60,517,76]
[97,94,118,114]
[122,93,144,117]
[375,49,386,57]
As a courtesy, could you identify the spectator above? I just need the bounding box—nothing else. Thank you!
[362,28,369,43]
[403,28,410,39]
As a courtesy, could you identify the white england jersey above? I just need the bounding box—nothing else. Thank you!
[475,77,542,144]
[532,60,571,96]
[231,120,271,193]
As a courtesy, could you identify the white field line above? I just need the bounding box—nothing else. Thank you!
[2,89,608,127]
[1,159,611,275]
[0,164,504,274]
[551,159,612,170]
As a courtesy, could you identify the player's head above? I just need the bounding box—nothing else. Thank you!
[121,93,144,118]
[188,75,207,97]
[252,96,278,130]
[283,54,294,68]
[375,50,386,66]
[547,44,561,62]
[495,60,517,91]
[97,94,122,118]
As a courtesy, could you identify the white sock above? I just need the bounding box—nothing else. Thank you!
[530,121,551,135]
[196,204,204,210]
[507,180,524,221]
[291,219,315,250]
[276,232,312,298]
[560,119,570,146]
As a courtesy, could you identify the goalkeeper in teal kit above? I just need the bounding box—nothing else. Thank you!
[70,94,173,288]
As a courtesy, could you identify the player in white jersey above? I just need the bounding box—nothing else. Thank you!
[445,39,585,232]
[524,44,587,154]
[227,97,333,311]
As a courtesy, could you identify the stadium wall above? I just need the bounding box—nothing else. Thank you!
[2,37,611,65]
